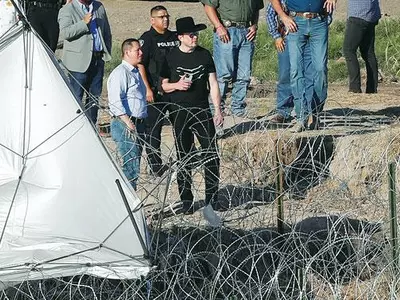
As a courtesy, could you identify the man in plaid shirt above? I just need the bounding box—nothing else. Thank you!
[266,0,314,125]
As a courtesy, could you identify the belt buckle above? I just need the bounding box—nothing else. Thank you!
[223,20,232,27]
[303,12,313,19]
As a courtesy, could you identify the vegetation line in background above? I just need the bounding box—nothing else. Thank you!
[105,19,400,83]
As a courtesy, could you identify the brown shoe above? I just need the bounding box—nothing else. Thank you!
[348,89,362,93]
[308,115,320,130]
[269,114,286,124]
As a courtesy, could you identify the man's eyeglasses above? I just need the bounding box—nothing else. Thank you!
[152,15,170,20]
[185,32,199,39]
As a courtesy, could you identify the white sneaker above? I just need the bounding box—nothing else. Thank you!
[215,124,224,137]
[291,121,306,133]
[203,204,222,227]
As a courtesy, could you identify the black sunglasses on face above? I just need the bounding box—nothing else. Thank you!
[185,32,199,38]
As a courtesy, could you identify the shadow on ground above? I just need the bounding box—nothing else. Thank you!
[219,107,399,138]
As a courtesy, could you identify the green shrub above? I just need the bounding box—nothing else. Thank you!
[328,22,344,59]
[105,18,400,82]
[328,60,348,83]
[104,42,122,78]
[375,18,400,78]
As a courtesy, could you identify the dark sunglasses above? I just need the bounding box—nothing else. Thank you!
[185,32,199,38]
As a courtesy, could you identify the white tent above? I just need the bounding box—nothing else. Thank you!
[0,15,151,288]
[0,0,17,37]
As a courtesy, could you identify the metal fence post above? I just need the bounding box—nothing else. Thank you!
[275,138,284,234]
[389,162,398,272]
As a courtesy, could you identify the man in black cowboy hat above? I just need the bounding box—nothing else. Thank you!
[160,16,223,227]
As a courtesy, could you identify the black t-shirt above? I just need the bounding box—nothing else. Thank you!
[160,46,216,109]
[139,27,179,90]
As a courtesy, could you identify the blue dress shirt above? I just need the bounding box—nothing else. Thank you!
[286,0,325,13]
[107,60,148,119]
[81,2,103,52]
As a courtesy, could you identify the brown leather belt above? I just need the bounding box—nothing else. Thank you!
[290,11,321,19]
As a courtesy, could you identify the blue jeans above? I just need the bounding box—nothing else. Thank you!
[277,41,314,119]
[213,27,255,115]
[69,56,105,125]
[111,119,145,190]
[287,16,328,122]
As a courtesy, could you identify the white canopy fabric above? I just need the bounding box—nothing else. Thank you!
[0,0,17,37]
[0,25,150,287]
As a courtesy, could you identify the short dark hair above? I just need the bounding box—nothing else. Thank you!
[121,38,139,57]
[150,5,167,16]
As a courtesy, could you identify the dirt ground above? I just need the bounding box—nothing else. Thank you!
[102,0,395,41]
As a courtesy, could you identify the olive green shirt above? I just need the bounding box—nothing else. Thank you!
[201,0,264,23]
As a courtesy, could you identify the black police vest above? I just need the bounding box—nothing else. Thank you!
[27,0,61,3]
[26,0,64,10]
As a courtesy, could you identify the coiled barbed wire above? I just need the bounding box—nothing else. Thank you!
[3,96,400,299]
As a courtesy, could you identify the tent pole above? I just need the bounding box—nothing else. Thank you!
[115,179,150,259]
[9,0,28,27]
